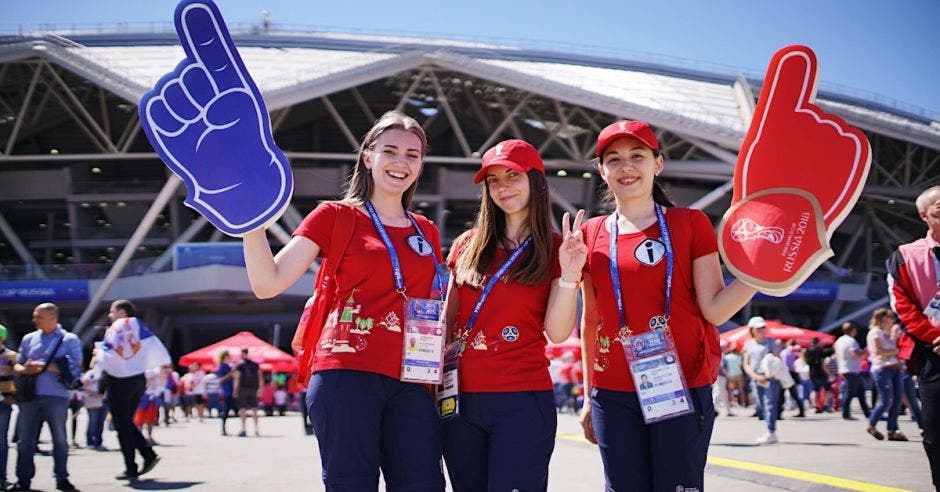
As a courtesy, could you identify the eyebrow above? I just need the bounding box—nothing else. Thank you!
[381,144,421,153]
[603,146,646,160]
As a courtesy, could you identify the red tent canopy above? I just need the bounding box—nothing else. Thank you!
[178,331,297,373]
[720,320,835,351]
[546,333,582,359]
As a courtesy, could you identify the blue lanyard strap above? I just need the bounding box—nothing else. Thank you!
[608,204,674,329]
[364,201,443,300]
[463,236,533,333]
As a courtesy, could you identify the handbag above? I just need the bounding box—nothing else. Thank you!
[14,333,65,402]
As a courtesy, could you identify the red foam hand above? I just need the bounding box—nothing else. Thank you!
[732,46,871,230]
[721,46,872,296]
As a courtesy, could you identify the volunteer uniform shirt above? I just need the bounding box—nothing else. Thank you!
[446,231,561,392]
[582,207,720,393]
[294,202,443,380]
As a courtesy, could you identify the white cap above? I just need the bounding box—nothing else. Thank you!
[747,316,767,329]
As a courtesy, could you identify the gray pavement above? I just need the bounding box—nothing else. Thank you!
[7,403,932,491]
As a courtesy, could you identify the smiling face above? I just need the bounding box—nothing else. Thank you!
[597,136,664,204]
[363,128,424,201]
[484,165,531,220]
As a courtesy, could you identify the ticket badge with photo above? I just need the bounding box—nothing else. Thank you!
[400,297,446,385]
[623,329,694,424]
[925,288,940,321]
[436,342,460,419]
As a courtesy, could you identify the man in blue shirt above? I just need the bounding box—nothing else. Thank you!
[9,303,81,492]
[215,352,235,436]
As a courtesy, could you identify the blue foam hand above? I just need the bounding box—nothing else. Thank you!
[139,0,292,237]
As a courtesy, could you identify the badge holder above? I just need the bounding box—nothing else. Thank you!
[400,297,446,385]
[436,341,460,419]
[623,328,695,424]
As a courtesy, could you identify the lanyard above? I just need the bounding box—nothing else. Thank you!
[364,201,444,300]
[463,236,533,333]
[609,204,674,329]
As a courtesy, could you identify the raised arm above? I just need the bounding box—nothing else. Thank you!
[693,252,758,326]
[243,230,320,299]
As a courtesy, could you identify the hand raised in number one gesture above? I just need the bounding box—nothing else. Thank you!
[139,0,293,237]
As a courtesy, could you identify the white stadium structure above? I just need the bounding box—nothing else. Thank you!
[1,24,938,354]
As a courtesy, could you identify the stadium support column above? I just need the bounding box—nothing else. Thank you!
[73,175,182,341]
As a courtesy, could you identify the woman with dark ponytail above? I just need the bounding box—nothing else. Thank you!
[578,120,757,490]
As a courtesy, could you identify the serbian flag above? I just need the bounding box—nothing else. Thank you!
[96,317,171,378]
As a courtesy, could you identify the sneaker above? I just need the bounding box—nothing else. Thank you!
[55,479,77,491]
[238,430,247,437]
[843,416,858,421]
[888,431,909,442]
[867,426,885,440]
[115,470,138,481]
[755,432,778,445]
[6,481,31,491]
[139,456,161,477]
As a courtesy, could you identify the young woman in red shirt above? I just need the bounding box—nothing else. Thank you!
[243,111,445,491]
[579,120,757,491]
[443,139,586,491]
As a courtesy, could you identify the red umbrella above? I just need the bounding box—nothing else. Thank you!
[720,320,835,351]
[546,332,582,359]
[178,331,297,373]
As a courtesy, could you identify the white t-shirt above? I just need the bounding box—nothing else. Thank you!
[866,328,899,371]
[833,335,862,374]
[744,338,773,373]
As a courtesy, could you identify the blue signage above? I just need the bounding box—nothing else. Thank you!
[173,242,245,270]
[753,282,839,302]
[0,280,90,303]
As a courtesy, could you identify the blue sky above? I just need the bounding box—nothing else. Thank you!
[4,0,939,118]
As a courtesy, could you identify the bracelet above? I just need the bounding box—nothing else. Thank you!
[557,278,581,289]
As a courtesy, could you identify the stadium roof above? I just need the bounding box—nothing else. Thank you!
[2,30,938,152]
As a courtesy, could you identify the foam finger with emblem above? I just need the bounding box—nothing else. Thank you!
[722,45,872,296]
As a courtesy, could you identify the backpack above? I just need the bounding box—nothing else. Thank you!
[292,204,357,387]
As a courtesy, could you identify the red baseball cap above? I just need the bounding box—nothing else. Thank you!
[473,139,545,184]
[595,120,660,158]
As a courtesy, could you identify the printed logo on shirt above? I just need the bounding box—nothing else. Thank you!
[407,235,435,256]
[633,238,666,267]
[501,326,520,343]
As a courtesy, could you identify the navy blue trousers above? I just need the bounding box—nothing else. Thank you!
[592,385,714,492]
[442,391,556,492]
[306,370,444,492]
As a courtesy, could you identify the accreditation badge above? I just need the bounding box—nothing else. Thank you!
[436,342,460,419]
[400,298,445,385]
[623,329,694,424]
[925,290,940,321]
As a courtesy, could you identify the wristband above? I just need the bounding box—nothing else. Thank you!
[557,278,581,289]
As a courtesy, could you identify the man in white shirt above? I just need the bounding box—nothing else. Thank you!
[833,322,870,420]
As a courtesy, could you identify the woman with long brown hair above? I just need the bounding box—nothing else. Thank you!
[243,111,446,491]
[443,139,586,491]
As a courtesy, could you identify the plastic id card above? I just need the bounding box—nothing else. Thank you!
[436,342,460,419]
[623,329,694,423]
[400,298,446,384]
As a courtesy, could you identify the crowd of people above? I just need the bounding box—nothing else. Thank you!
[715,314,924,446]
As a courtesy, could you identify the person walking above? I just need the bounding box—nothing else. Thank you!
[834,322,871,420]
[95,300,170,481]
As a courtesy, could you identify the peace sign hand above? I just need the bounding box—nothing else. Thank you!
[559,210,588,281]
[139,0,292,237]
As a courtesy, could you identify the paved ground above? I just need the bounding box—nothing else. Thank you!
[7,403,932,491]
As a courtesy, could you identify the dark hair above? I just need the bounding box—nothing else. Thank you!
[341,111,428,209]
[453,168,554,288]
[112,299,137,318]
[596,148,676,207]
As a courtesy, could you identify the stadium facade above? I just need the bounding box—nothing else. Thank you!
[0,24,938,356]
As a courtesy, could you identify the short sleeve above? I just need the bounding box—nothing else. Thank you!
[292,202,339,258]
[416,216,444,264]
[688,209,718,259]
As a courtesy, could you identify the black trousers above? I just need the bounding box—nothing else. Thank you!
[105,373,156,473]
[921,379,940,490]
